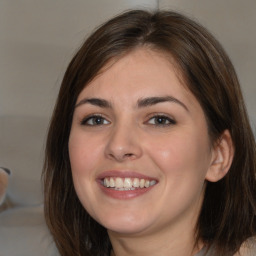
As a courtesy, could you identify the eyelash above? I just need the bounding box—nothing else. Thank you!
[146,114,176,126]
[80,114,110,126]
[80,114,176,127]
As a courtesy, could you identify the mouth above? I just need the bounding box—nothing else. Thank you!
[97,171,158,199]
[102,177,157,191]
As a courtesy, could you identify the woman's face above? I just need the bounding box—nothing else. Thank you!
[69,48,215,237]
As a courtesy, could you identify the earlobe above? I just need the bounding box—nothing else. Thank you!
[205,130,234,182]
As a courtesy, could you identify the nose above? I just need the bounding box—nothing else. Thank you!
[104,122,143,162]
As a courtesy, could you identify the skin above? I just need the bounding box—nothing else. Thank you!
[69,48,233,256]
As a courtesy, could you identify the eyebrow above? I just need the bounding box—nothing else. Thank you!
[75,98,112,108]
[75,96,188,111]
[137,96,189,111]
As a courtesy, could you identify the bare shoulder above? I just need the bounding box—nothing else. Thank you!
[234,237,256,256]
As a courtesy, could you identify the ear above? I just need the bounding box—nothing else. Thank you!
[205,130,234,182]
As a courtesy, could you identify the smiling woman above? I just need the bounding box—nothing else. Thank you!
[43,10,256,256]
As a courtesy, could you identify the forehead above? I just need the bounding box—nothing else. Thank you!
[76,48,197,109]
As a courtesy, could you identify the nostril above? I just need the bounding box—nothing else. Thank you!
[125,153,133,157]
[123,153,137,160]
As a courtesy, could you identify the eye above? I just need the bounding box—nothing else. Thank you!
[147,115,176,126]
[81,115,110,126]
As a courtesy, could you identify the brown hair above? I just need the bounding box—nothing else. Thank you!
[43,10,256,256]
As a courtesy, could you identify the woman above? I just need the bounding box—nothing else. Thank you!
[43,10,256,256]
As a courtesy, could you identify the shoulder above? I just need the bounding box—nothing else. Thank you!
[234,237,256,256]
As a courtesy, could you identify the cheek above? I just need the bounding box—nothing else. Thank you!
[68,131,103,177]
[68,132,101,214]
[135,132,211,227]
[146,130,211,182]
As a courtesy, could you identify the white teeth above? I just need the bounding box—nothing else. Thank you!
[150,180,157,186]
[133,178,140,188]
[102,177,157,189]
[115,187,136,191]
[124,178,132,188]
[139,179,145,188]
[109,177,115,188]
[104,178,109,187]
[115,178,123,188]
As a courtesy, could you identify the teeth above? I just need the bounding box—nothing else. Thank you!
[102,177,157,189]
[109,178,115,188]
[103,178,109,187]
[124,178,132,188]
[133,178,139,188]
[150,180,157,186]
[139,179,145,188]
[115,178,123,188]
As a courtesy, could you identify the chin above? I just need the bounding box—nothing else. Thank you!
[107,223,149,235]
[98,210,152,235]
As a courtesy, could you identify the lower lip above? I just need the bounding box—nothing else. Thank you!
[98,182,156,200]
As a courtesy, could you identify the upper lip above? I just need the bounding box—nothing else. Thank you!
[97,170,157,181]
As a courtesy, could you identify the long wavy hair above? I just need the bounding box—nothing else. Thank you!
[43,10,256,256]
